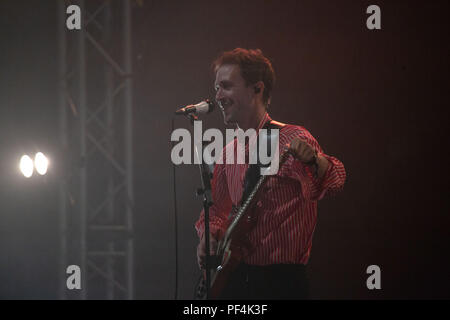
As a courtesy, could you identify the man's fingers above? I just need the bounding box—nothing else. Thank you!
[197,234,218,269]
[287,138,316,163]
[286,143,297,156]
[197,254,217,270]
[289,139,299,151]
[288,138,304,152]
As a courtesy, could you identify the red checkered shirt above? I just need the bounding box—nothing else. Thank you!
[195,113,346,265]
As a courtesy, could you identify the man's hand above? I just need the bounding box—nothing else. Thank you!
[288,137,317,164]
[288,137,329,179]
[197,233,218,270]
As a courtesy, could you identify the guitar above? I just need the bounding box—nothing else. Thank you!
[195,150,291,299]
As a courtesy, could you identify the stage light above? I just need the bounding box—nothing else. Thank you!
[20,155,34,178]
[34,152,49,175]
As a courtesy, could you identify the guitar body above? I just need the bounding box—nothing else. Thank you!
[195,206,257,299]
[207,242,243,299]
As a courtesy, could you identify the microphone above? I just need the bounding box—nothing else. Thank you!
[175,99,215,115]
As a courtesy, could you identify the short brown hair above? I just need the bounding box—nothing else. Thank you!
[212,48,275,105]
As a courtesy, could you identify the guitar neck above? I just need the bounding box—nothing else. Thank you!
[223,151,291,241]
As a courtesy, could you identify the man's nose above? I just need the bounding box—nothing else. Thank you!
[215,88,224,101]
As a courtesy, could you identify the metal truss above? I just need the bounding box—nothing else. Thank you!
[58,0,134,299]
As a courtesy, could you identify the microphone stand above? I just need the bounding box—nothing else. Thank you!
[185,113,214,299]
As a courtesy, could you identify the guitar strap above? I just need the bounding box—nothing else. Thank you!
[240,119,286,206]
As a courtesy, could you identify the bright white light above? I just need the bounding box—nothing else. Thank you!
[20,155,34,178]
[34,152,49,175]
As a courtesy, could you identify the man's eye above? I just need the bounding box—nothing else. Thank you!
[215,83,231,91]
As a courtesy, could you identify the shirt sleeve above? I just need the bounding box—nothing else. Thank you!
[194,159,232,240]
[280,126,346,201]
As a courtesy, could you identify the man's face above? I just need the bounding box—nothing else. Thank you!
[214,64,255,125]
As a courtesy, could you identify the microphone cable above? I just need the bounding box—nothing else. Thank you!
[171,116,179,300]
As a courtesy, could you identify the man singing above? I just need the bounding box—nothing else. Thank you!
[195,48,346,299]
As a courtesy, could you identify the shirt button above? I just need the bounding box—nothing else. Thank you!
[256,200,263,207]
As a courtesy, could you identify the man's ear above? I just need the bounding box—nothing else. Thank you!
[254,81,265,94]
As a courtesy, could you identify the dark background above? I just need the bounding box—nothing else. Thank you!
[0,0,449,299]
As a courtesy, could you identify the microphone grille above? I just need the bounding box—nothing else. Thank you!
[196,99,215,114]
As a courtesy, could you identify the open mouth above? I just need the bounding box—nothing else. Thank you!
[219,99,233,111]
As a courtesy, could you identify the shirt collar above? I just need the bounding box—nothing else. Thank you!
[256,112,272,131]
